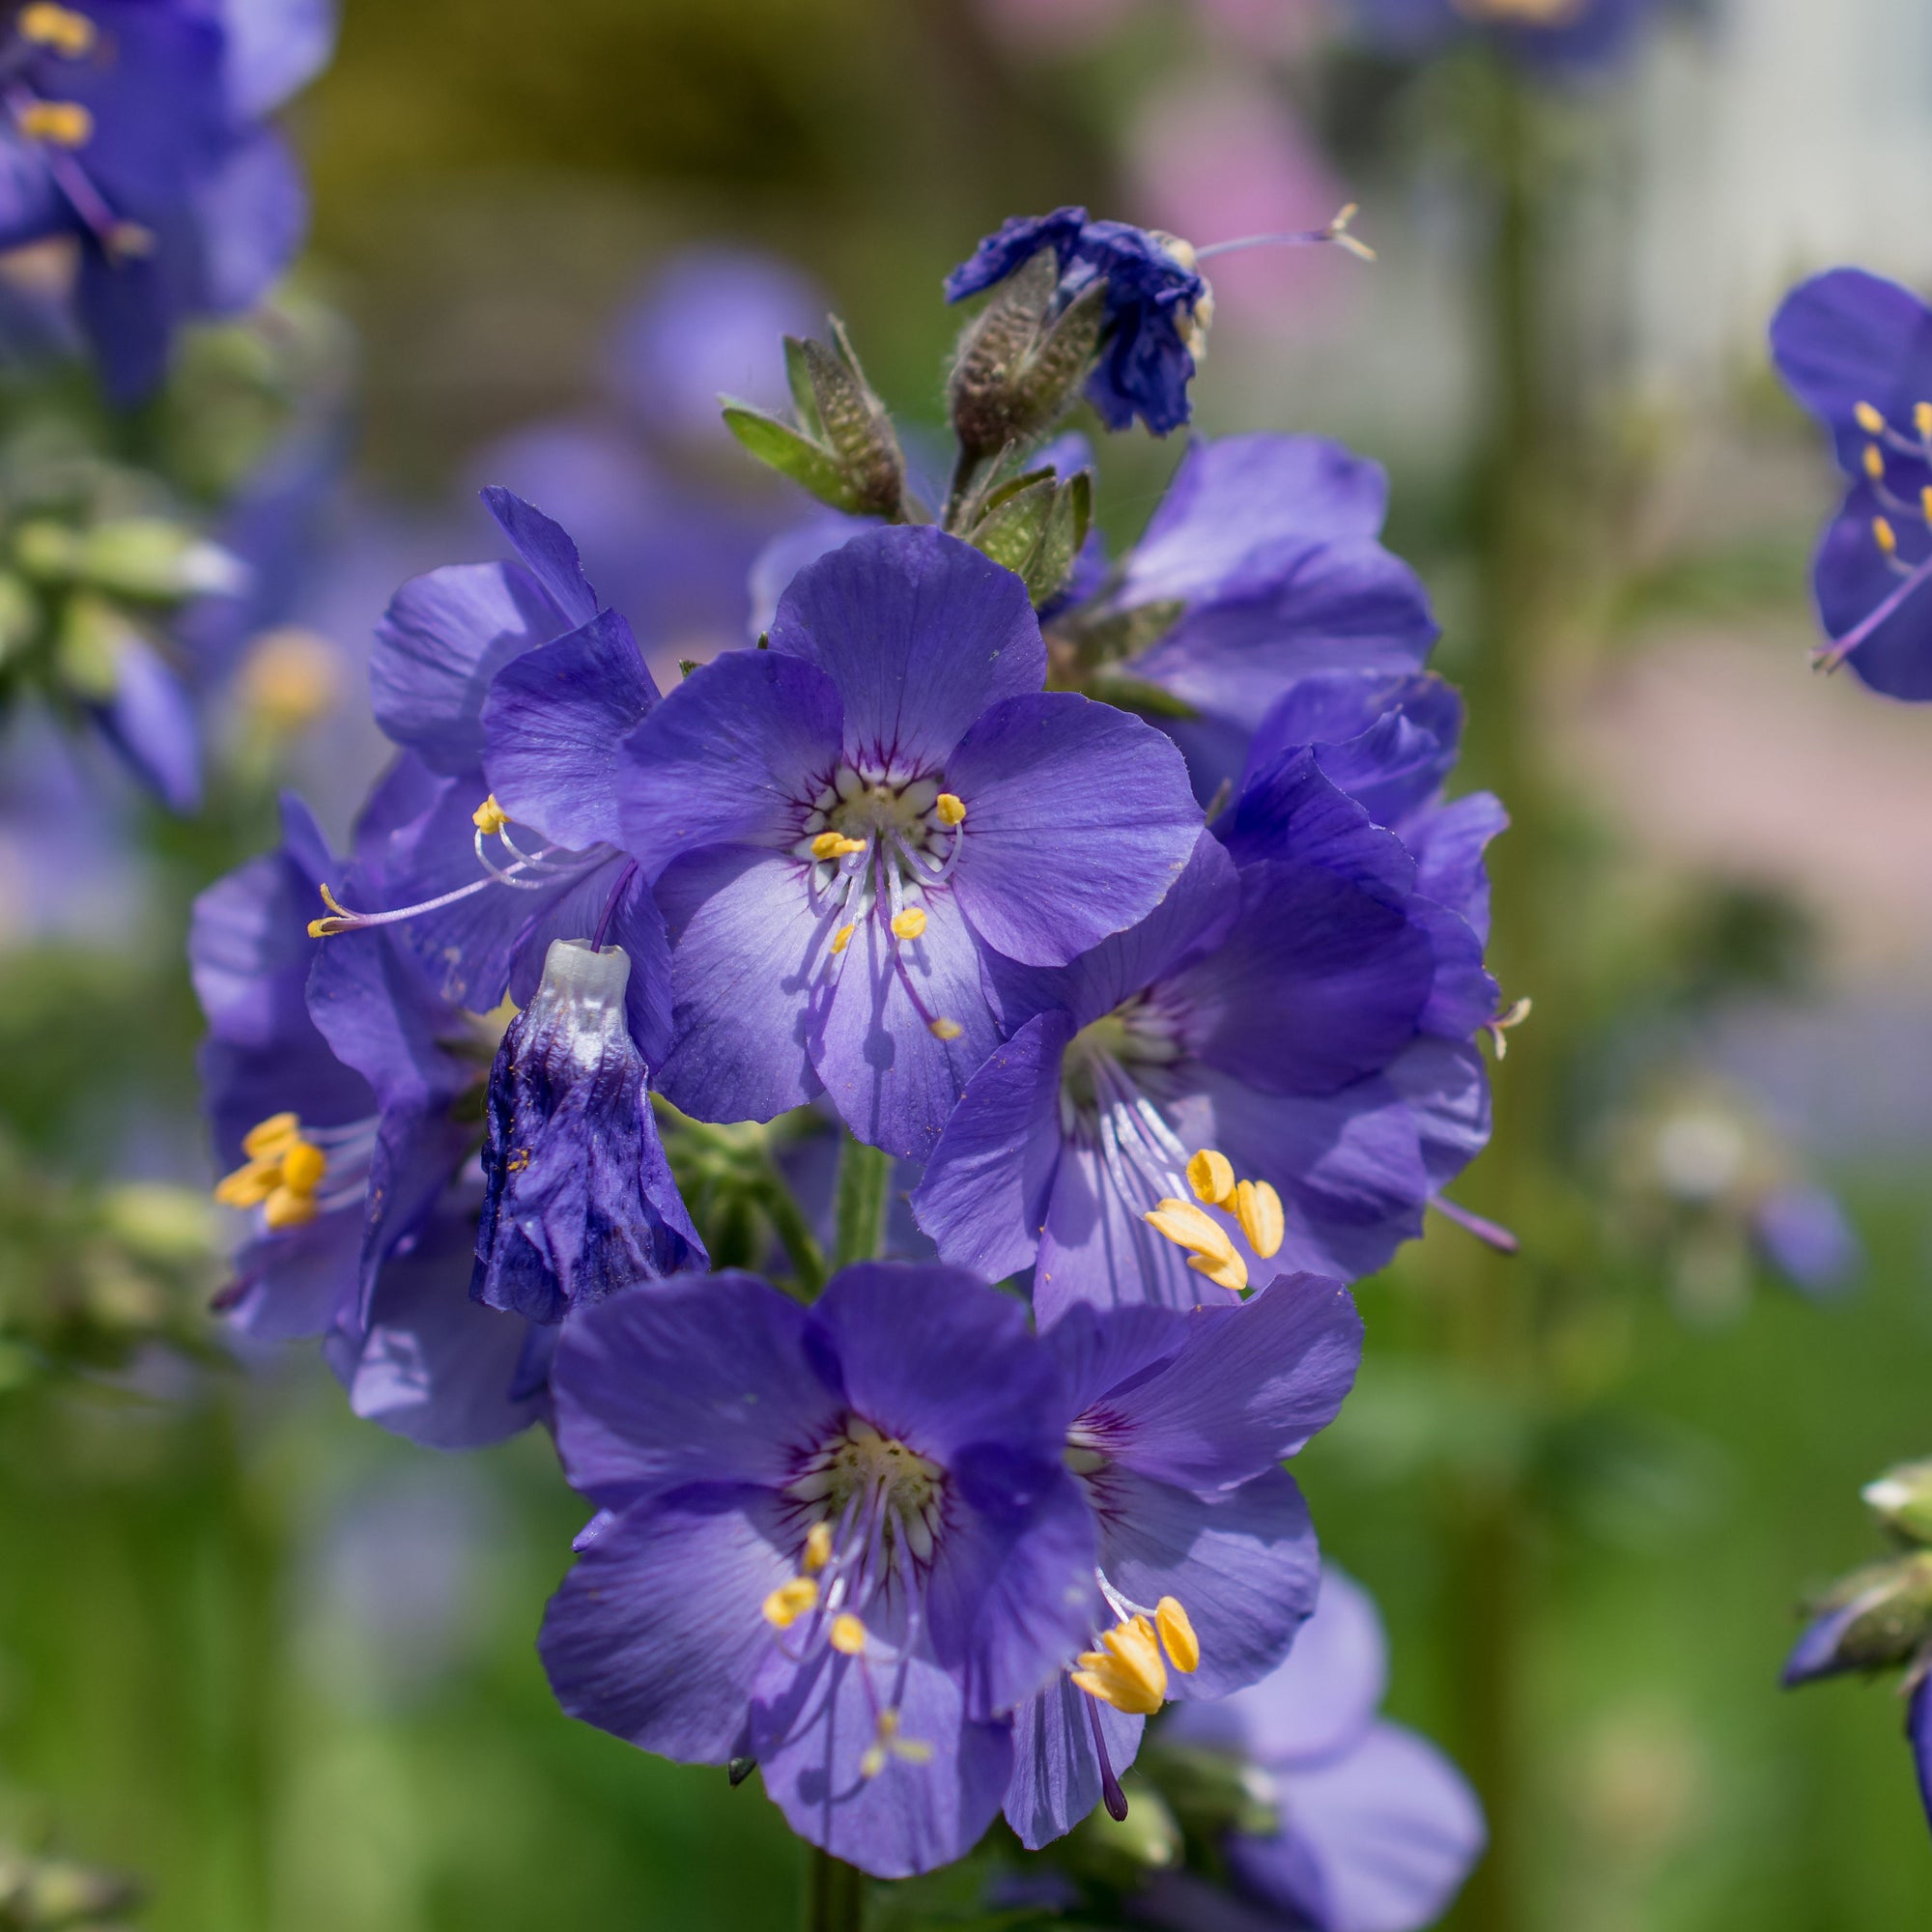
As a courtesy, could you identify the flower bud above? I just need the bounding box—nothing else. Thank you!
[1865,1461,1932,1545]
[1783,1552,1932,1686]
[948,245,1106,461]
[473,939,706,1323]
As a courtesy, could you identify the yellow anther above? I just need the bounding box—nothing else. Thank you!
[929,1017,963,1041]
[830,1613,867,1656]
[830,923,855,955]
[1155,1597,1200,1674]
[803,1521,833,1574]
[1325,201,1376,262]
[472,794,510,837]
[1875,517,1899,555]
[859,1706,931,1776]
[1144,1197,1248,1293]
[280,1140,328,1193]
[935,792,967,827]
[1072,1614,1168,1716]
[307,882,359,939]
[811,831,866,862]
[859,1743,886,1779]
[14,99,90,145]
[1186,1149,1236,1207]
[213,1161,277,1209]
[761,1577,819,1630]
[1865,443,1886,480]
[242,1112,300,1159]
[1856,401,1887,435]
[1917,402,1932,440]
[891,907,926,941]
[20,4,95,54]
[1234,1178,1284,1262]
[1920,486,1932,526]
[262,1184,319,1231]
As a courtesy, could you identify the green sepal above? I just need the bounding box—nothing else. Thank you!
[52,594,131,701]
[721,402,870,514]
[1054,597,1186,671]
[802,320,904,517]
[782,335,824,438]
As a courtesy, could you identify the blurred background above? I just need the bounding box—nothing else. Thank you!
[5,0,1932,1926]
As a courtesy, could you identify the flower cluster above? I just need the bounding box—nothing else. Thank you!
[0,0,331,403]
[192,213,1499,1893]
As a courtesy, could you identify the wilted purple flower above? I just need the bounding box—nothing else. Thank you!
[912,720,1495,1318]
[538,1262,1097,1878]
[0,0,332,403]
[1153,1569,1486,1932]
[473,936,704,1323]
[946,208,1211,436]
[617,525,1203,1160]
[1771,269,1932,698]
[1350,0,1659,75]
[1005,1276,1361,1850]
[191,788,542,1447]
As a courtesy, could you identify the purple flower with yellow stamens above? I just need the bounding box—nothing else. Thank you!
[191,785,543,1447]
[1150,1568,1487,1932]
[911,739,1484,1317]
[0,0,330,404]
[614,525,1203,1161]
[1771,269,1932,698]
[536,1262,1097,1879]
[320,488,672,1068]
[1004,1274,1361,1850]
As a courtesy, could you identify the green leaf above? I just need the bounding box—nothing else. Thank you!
[968,475,1057,576]
[1085,671,1201,721]
[1018,473,1089,606]
[781,335,823,437]
[721,403,867,513]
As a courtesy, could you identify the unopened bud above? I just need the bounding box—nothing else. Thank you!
[949,246,1106,461]
[1866,1461,1932,1546]
[1783,1552,1932,1686]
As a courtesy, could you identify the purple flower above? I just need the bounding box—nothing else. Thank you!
[911,723,1494,1319]
[473,937,704,1323]
[1750,1184,1860,1300]
[616,525,1203,1161]
[1154,1569,1486,1932]
[1004,1276,1361,1850]
[945,207,1210,436]
[343,487,672,1066]
[1350,0,1659,75]
[1770,269,1932,698]
[1078,434,1441,803]
[0,0,330,403]
[191,786,542,1447]
[537,1262,1097,1878]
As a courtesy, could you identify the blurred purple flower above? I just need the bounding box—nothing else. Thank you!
[1350,0,1659,75]
[1751,1185,1860,1300]
[1153,1569,1485,1932]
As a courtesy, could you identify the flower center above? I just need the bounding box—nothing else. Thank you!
[788,1415,944,1563]
[1061,998,1181,1121]
[214,1111,376,1231]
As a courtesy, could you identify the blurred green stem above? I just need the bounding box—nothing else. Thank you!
[753,1172,828,1300]
[1446,60,1566,1932]
[832,1133,893,1272]
[805,1844,867,1932]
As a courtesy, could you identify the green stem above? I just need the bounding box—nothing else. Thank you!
[804,1843,867,1932]
[753,1174,827,1300]
[1443,61,1560,1932]
[832,1133,893,1272]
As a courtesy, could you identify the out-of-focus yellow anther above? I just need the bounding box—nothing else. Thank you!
[1072,1615,1168,1715]
[263,1185,318,1230]
[929,1017,963,1041]
[859,1707,932,1777]
[811,832,866,862]
[217,1113,327,1224]
[803,1521,833,1574]
[1144,1197,1248,1293]
[1235,1179,1285,1261]
[830,923,855,955]
[891,907,926,941]
[1857,401,1887,435]
[762,1577,819,1630]
[15,99,90,145]
[1875,517,1899,555]
[830,1613,867,1656]
[1186,1149,1236,1207]
[242,1112,299,1159]
[472,794,510,837]
[1919,486,1932,525]
[1864,443,1886,480]
[1916,402,1932,440]
[935,792,966,827]
[20,6,97,55]
[1155,1597,1200,1673]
